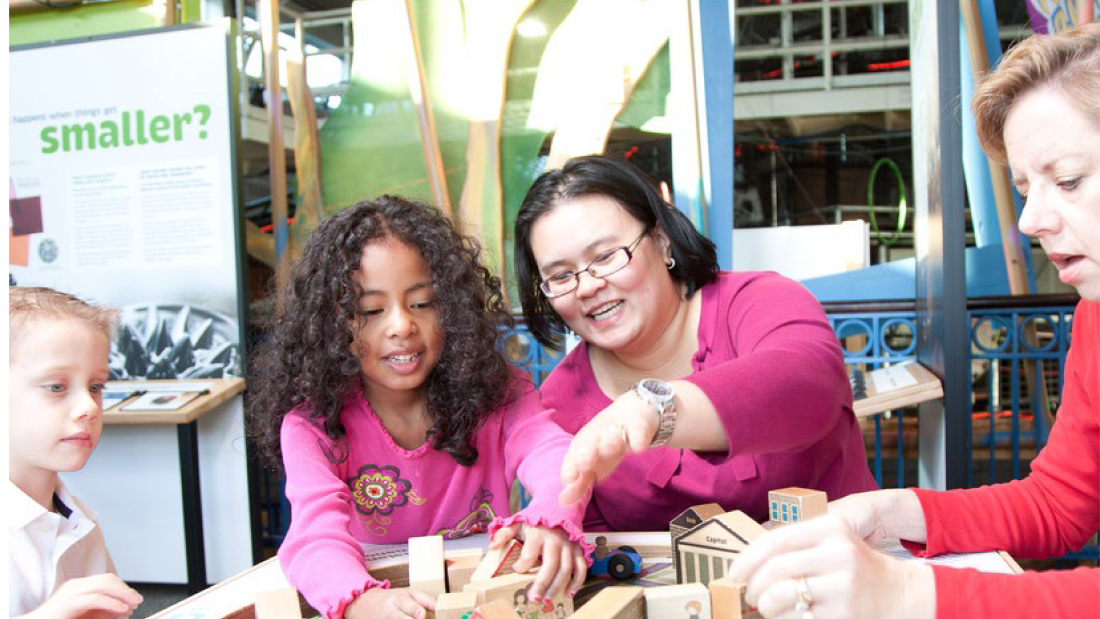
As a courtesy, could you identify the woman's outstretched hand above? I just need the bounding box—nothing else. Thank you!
[558,391,657,505]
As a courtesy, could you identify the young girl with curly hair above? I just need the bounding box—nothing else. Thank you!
[249,196,591,619]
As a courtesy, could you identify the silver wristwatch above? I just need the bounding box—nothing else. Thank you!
[632,378,677,447]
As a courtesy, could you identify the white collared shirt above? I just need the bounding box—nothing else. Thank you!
[8,479,116,617]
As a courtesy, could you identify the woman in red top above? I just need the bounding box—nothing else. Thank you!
[727,23,1100,619]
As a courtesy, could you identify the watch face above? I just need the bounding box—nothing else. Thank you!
[643,378,673,398]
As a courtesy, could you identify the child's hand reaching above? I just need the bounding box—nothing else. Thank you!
[345,587,436,619]
[491,524,587,603]
[22,573,143,619]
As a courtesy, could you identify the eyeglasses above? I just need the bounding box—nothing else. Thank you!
[539,230,649,298]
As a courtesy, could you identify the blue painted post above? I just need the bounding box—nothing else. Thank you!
[690,0,734,270]
[960,0,1002,249]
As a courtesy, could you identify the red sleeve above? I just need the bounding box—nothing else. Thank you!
[930,565,1099,618]
[683,274,856,455]
[906,301,1098,559]
[902,301,1100,619]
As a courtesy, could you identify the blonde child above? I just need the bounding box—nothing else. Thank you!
[249,197,592,619]
[9,287,143,619]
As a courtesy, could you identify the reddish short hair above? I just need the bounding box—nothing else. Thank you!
[973,22,1100,162]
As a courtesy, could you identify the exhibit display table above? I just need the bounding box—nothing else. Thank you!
[63,378,254,592]
[145,531,1020,619]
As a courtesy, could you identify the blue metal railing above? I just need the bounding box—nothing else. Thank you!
[967,306,1074,487]
[498,325,566,388]
[828,311,917,490]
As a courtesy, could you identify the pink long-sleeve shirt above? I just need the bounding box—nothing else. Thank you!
[541,271,878,529]
[278,373,589,619]
[904,300,1099,619]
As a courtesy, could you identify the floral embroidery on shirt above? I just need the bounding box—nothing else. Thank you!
[359,513,394,537]
[436,488,496,539]
[347,464,412,516]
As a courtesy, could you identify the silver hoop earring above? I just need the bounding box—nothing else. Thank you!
[667,257,676,270]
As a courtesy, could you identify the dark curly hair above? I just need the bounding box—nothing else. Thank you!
[248,195,516,470]
[515,155,718,350]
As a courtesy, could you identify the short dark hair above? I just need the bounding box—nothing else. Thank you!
[514,155,718,350]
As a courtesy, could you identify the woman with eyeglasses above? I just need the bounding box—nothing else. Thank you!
[514,155,877,531]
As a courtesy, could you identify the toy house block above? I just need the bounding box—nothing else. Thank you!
[708,578,760,619]
[254,588,304,619]
[447,555,482,593]
[644,583,711,619]
[410,535,447,597]
[570,586,644,619]
[437,591,479,619]
[670,503,725,543]
[463,573,536,607]
[471,539,524,582]
[673,511,766,586]
[473,598,524,619]
[767,488,827,527]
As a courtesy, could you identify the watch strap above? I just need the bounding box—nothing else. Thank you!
[633,379,677,447]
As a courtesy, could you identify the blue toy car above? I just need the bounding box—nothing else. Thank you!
[588,537,643,581]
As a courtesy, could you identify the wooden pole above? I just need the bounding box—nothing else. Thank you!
[960,0,1052,425]
[397,0,452,216]
[286,18,324,236]
[261,0,290,298]
[1080,0,1094,25]
[539,0,672,168]
[456,0,534,301]
[679,0,708,234]
[960,0,1029,295]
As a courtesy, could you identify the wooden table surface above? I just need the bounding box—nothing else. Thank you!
[104,378,245,425]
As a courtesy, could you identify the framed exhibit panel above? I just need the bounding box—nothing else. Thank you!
[10,21,255,586]
[9,20,245,381]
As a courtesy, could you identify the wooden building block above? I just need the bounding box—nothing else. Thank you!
[520,587,575,619]
[644,583,711,619]
[709,578,760,619]
[462,572,573,619]
[767,488,827,527]
[437,591,479,619]
[464,573,536,607]
[446,547,486,561]
[570,586,644,619]
[674,511,766,586]
[447,555,482,593]
[410,535,447,597]
[471,539,524,582]
[473,598,524,619]
[254,588,303,619]
[535,595,576,619]
[670,503,725,543]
